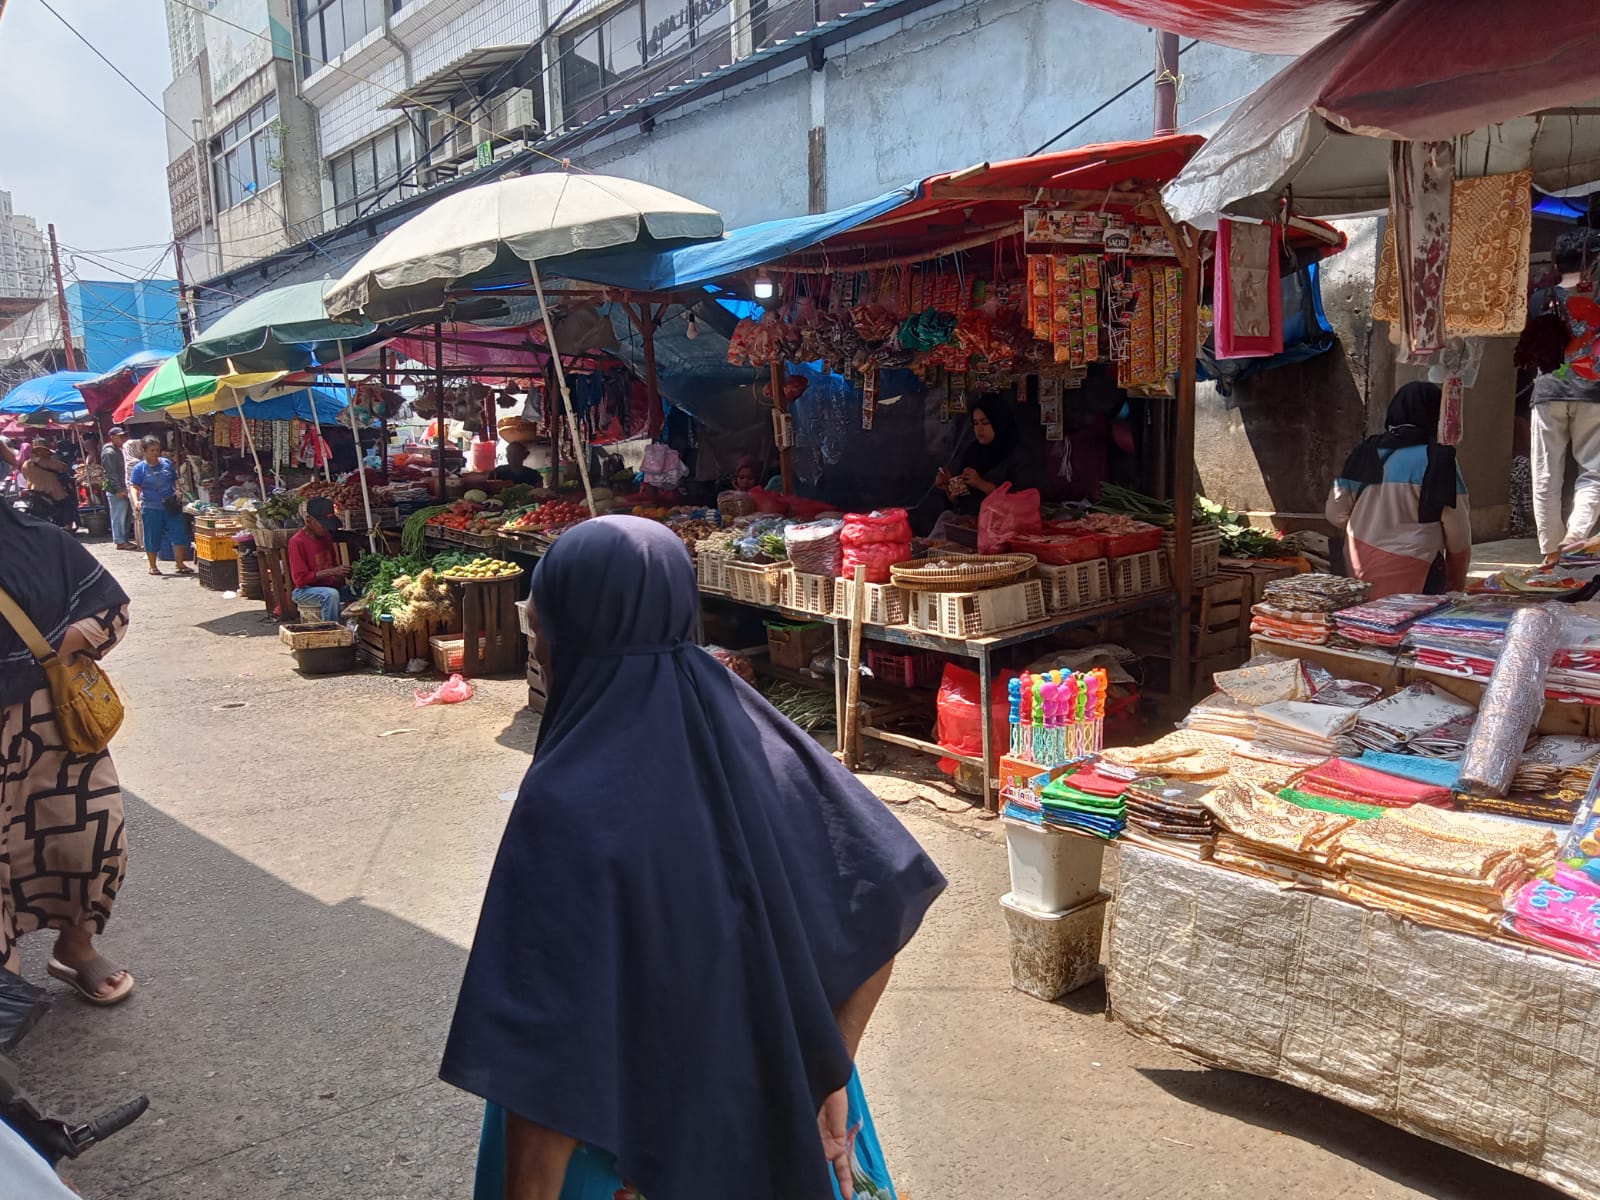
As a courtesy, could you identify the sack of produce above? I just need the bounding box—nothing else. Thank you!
[842,540,912,584]
[840,508,912,547]
[785,519,843,577]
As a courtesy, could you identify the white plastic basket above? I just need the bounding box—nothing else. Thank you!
[696,548,732,594]
[1036,558,1111,613]
[1004,818,1106,913]
[725,561,790,606]
[907,579,1047,637]
[831,579,908,626]
[787,571,836,616]
[1161,526,1223,581]
[1109,550,1170,597]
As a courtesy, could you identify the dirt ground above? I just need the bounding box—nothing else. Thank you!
[12,541,1561,1199]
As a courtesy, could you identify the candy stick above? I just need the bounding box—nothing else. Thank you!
[1019,675,1034,762]
[1007,678,1022,759]
[1032,674,1046,762]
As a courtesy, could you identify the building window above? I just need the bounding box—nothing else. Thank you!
[329,125,417,224]
[559,0,731,126]
[211,95,280,212]
[298,0,405,71]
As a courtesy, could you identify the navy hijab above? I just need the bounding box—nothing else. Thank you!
[441,516,945,1200]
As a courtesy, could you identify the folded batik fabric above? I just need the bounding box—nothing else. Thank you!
[1100,730,1234,779]
[1260,574,1370,613]
[1212,658,1309,706]
[1202,777,1356,859]
[1349,682,1475,753]
[1344,751,1461,791]
[1278,787,1388,821]
[1254,700,1361,756]
[1299,758,1454,808]
[1183,694,1260,740]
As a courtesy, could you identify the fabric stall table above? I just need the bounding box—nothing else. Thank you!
[1107,843,1600,1199]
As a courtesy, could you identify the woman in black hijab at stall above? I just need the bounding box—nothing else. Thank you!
[442,516,946,1200]
[1327,381,1472,598]
[936,395,1028,515]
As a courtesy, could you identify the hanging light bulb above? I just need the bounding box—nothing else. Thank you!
[685,312,700,340]
[753,272,777,301]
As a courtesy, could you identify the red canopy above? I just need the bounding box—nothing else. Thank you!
[1070,0,1384,56]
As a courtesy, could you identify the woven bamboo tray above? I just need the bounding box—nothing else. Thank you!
[279,621,354,650]
[891,553,1037,593]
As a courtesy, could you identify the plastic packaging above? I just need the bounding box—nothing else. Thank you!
[414,674,474,706]
[784,518,844,577]
[978,483,1042,554]
[1459,604,1561,796]
[935,662,1015,770]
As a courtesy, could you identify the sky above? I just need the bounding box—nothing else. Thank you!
[0,0,177,282]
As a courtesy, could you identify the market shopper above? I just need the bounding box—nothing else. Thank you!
[100,427,137,550]
[442,516,945,1200]
[288,497,352,622]
[0,499,133,1004]
[1529,231,1600,566]
[22,440,78,529]
[128,435,192,577]
[1327,381,1471,599]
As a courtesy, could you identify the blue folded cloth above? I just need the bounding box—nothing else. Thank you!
[1342,751,1461,791]
[1042,810,1125,839]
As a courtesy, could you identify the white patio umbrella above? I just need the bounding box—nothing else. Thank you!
[323,170,723,512]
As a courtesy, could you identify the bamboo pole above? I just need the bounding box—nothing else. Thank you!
[337,344,377,554]
[843,565,867,769]
[531,261,597,515]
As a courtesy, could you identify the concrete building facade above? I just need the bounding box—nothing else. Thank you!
[0,189,48,301]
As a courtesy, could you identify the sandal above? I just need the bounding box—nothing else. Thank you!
[174,566,195,576]
[148,567,163,576]
[47,954,135,1006]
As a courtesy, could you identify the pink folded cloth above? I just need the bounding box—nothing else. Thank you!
[1298,758,1454,808]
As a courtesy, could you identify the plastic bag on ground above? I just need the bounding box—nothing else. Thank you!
[415,674,474,706]
[935,662,1016,772]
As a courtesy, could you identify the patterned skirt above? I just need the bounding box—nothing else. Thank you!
[0,686,127,964]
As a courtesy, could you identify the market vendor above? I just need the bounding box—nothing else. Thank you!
[289,497,354,622]
[936,397,1031,515]
[491,441,543,488]
[1327,382,1471,598]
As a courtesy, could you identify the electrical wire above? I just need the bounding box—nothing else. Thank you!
[1029,38,1199,156]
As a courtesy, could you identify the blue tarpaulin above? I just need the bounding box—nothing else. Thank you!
[0,371,98,416]
[231,385,350,423]
[544,187,916,292]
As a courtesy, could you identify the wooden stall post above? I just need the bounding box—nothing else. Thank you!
[434,323,447,503]
[634,300,665,441]
[843,565,867,768]
[1149,200,1199,703]
[771,360,794,494]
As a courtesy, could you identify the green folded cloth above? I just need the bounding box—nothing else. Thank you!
[1277,787,1387,821]
[1040,782,1126,813]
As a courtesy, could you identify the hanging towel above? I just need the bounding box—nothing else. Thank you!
[1214,218,1282,359]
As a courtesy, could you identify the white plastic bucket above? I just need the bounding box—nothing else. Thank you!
[1000,891,1110,1001]
[1003,818,1106,913]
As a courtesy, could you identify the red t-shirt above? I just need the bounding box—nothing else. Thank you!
[288,527,338,588]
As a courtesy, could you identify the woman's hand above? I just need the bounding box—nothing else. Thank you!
[818,1086,855,1199]
[961,468,997,496]
[56,627,95,664]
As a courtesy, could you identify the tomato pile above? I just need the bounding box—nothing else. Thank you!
[506,500,588,530]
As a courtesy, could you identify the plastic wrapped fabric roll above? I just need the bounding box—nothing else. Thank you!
[1458,605,1561,797]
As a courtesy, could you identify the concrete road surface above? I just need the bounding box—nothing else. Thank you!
[13,542,1560,1199]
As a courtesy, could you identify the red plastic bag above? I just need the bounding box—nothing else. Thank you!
[842,541,912,583]
[934,663,1015,771]
[977,483,1041,554]
[414,674,474,706]
[840,509,912,546]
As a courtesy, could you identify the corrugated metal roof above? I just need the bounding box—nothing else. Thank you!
[386,45,533,109]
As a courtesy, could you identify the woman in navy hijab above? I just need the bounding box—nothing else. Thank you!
[442,516,946,1200]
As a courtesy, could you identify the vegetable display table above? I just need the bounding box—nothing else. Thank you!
[446,574,525,677]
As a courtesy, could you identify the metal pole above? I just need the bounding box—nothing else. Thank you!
[378,346,390,486]
[531,261,597,514]
[434,323,446,503]
[1154,30,1180,135]
[48,223,78,370]
[637,302,664,441]
[338,344,377,554]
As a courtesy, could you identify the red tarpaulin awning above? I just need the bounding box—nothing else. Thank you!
[1070,0,1384,56]
[1163,0,1600,223]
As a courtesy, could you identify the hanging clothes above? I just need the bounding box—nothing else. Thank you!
[1214,218,1284,359]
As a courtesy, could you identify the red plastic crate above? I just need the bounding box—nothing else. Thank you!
[866,647,941,688]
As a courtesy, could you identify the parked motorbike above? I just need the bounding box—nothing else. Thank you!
[0,969,147,1172]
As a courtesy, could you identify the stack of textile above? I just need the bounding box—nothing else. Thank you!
[1099,730,1234,780]
[1261,573,1371,612]
[1121,778,1216,860]
[1297,757,1455,808]
[1507,866,1600,963]
[1348,682,1475,754]
[1330,594,1449,651]
[1228,742,1331,792]
[1039,763,1128,839]
[1330,806,1557,936]
[1405,711,1478,759]
[1458,734,1600,823]
[1406,598,1522,680]
[1182,693,1259,740]
[1546,615,1600,702]
[1249,603,1333,645]
[1277,787,1389,821]
[1203,778,1357,885]
[1254,700,1360,757]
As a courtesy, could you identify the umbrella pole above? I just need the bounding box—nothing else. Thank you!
[531,262,597,515]
[306,387,333,483]
[338,345,377,554]
[233,392,269,500]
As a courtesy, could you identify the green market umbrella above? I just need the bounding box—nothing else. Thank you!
[180,279,377,375]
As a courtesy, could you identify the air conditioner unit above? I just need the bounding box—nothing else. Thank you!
[496,88,540,135]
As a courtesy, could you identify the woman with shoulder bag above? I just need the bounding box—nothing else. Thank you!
[128,435,192,577]
[0,500,135,1004]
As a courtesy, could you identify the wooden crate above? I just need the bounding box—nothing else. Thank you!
[279,621,354,650]
[1219,559,1303,649]
[356,610,458,672]
[447,575,525,676]
[1135,574,1247,660]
